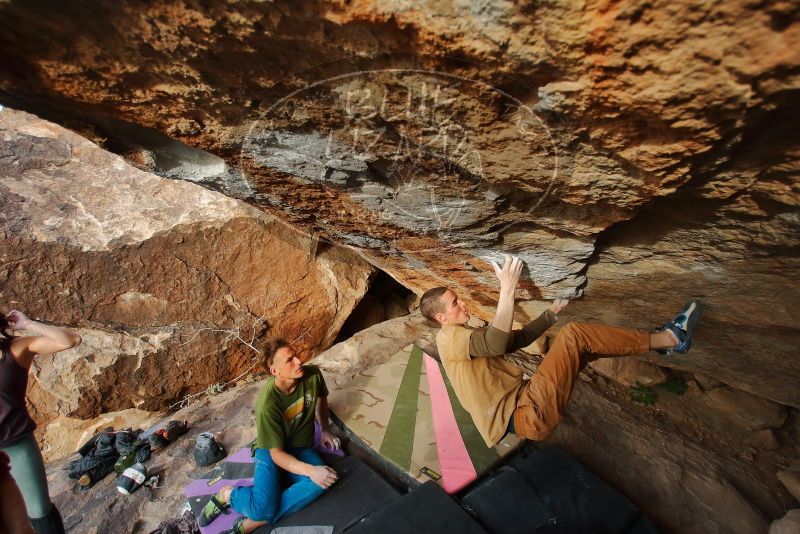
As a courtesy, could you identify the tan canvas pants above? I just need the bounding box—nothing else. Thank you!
[512,322,650,441]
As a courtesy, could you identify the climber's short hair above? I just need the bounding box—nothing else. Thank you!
[420,287,449,324]
[262,338,290,371]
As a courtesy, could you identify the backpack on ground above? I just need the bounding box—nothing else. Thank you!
[193,432,226,467]
[163,420,189,442]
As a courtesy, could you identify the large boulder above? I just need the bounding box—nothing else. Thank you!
[0,108,373,457]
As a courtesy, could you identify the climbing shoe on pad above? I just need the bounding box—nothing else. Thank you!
[197,493,231,527]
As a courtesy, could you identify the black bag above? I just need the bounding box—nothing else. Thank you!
[163,420,189,442]
[135,442,152,464]
[76,427,113,457]
[115,430,141,456]
[68,431,118,480]
[193,432,226,467]
[149,430,169,451]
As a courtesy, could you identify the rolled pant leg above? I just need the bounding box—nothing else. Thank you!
[513,322,651,441]
[230,448,280,522]
[2,434,53,519]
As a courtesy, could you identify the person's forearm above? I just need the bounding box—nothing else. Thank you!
[25,321,81,348]
[508,310,558,352]
[315,396,331,432]
[270,448,313,477]
[490,287,516,334]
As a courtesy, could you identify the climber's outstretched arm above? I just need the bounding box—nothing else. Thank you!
[489,254,523,334]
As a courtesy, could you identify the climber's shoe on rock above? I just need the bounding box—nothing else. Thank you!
[656,300,704,356]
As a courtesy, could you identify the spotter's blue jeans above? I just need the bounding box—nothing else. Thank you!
[230,447,325,523]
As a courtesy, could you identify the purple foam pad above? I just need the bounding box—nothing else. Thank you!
[185,477,254,498]
[226,447,256,464]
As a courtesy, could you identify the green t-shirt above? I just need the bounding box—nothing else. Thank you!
[255,365,329,450]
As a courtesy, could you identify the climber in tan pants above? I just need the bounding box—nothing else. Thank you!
[420,255,703,447]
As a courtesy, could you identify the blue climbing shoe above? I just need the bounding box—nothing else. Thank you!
[656,300,704,355]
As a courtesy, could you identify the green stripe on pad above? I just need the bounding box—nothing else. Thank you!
[438,360,500,472]
[379,345,424,471]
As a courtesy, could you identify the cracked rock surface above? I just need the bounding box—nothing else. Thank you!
[0,0,797,406]
[0,1,798,531]
[0,109,373,447]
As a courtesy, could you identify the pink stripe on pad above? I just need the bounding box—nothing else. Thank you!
[423,353,476,493]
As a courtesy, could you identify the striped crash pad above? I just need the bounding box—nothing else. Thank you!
[328,344,522,494]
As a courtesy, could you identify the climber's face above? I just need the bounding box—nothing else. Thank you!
[436,289,470,325]
[270,346,304,380]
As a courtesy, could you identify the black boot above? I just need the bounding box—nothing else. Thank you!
[29,503,65,534]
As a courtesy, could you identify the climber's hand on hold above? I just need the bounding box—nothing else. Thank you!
[490,255,523,334]
[550,299,569,315]
[491,254,523,293]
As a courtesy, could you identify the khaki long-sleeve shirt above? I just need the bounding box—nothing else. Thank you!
[436,310,558,447]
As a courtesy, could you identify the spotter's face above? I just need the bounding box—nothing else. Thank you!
[437,289,470,325]
[271,346,304,379]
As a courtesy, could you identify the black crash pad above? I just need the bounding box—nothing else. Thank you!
[627,515,661,534]
[346,481,487,534]
[509,445,645,533]
[255,456,401,533]
[462,467,557,533]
